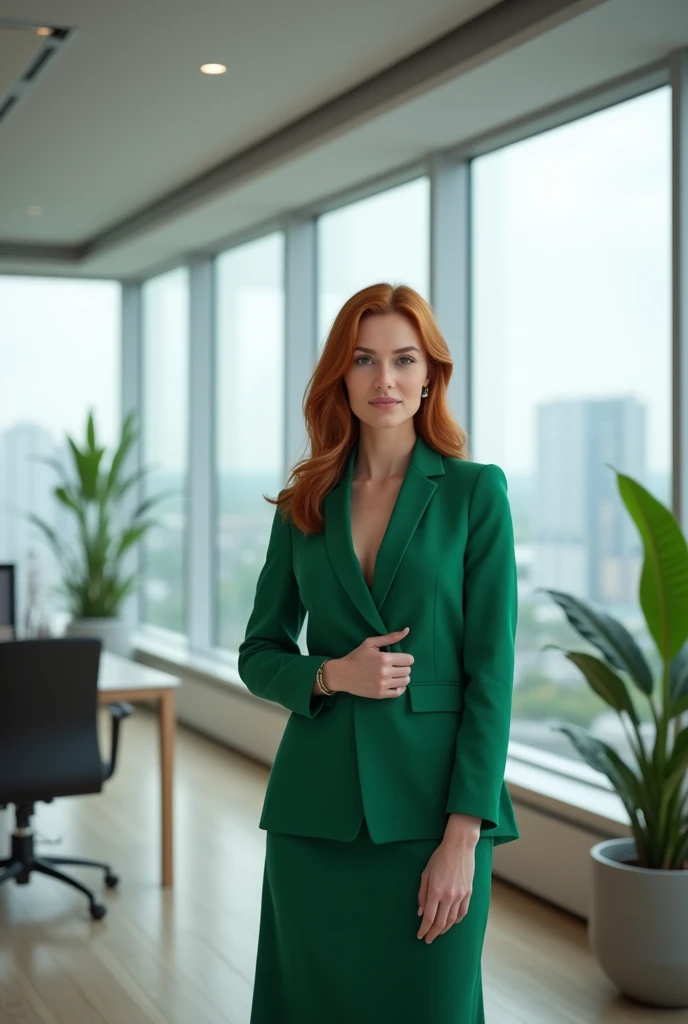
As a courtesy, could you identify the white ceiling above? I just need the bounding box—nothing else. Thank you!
[0,0,687,280]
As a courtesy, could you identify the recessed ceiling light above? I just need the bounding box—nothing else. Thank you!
[36,27,53,37]
[27,205,43,216]
[200,63,226,75]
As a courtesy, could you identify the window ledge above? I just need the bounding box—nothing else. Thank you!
[133,630,631,841]
[132,627,262,701]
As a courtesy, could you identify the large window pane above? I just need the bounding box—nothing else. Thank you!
[215,234,284,651]
[0,275,120,634]
[472,87,671,764]
[141,267,189,634]
[317,177,430,345]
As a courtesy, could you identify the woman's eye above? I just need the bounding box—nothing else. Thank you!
[354,356,415,366]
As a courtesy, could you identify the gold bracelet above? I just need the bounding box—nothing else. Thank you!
[315,658,335,696]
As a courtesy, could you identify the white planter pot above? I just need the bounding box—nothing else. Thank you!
[590,837,688,1007]
[65,617,131,659]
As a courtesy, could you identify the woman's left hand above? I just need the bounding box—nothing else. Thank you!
[416,837,477,943]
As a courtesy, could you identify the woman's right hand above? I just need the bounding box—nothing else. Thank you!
[322,627,413,699]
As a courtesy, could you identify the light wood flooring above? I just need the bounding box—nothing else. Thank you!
[0,706,685,1024]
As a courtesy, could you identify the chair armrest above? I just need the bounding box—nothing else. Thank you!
[102,701,135,782]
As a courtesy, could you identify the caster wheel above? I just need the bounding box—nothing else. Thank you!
[105,873,119,888]
[90,903,107,920]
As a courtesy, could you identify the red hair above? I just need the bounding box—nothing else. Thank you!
[266,282,469,535]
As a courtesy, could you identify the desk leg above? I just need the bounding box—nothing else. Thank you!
[158,690,175,887]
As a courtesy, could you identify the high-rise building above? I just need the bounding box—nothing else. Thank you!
[533,397,646,607]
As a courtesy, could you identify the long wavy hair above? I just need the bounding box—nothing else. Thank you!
[266,282,469,535]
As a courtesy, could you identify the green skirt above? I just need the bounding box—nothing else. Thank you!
[250,818,493,1023]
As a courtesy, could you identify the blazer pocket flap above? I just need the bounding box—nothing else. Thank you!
[409,682,464,713]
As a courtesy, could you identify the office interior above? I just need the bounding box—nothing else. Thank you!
[2,0,688,1021]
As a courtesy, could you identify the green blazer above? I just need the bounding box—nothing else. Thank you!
[238,433,520,847]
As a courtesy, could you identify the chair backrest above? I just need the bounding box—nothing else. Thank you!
[0,564,15,642]
[0,637,104,804]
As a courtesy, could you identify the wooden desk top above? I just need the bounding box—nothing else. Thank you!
[99,650,181,693]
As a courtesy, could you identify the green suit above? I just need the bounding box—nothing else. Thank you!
[238,432,520,848]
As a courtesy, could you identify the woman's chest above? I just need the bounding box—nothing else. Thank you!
[349,476,404,589]
[292,481,468,619]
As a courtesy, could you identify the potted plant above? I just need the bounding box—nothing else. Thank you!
[27,409,171,657]
[541,468,688,1008]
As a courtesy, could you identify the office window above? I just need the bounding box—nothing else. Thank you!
[215,234,285,651]
[141,267,189,634]
[471,87,671,763]
[0,275,120,634]
[317,177,430,345]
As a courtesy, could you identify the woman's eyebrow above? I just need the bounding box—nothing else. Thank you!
[354,345,420,354]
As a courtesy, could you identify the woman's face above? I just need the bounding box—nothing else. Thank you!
[342,312,431,429]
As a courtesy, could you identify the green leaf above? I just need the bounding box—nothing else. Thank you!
[665,726,688,784]
[615,468,688,663]
[603,743,647,814]
[103,413,137,496]
[541,588,653,695]
[110,464,151,502]
[115,521,155,560]
[54,486,81,515]
[553,724,645,843]
[131,488,179,520]
[564,651,640,726]
[670,691,688,719]
[67,436,104,501]
[552,723,610,774]
[670,639,688,703]
[86,410,96,451]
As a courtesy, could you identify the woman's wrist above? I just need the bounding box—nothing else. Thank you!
[321,658,344,693]
[443,812,481,847]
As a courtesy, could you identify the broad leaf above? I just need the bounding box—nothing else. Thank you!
[670,639,688,703]
[666,726,688,784]
[565,651,640,726]
[616,469,688,662]
[542,588,652,695]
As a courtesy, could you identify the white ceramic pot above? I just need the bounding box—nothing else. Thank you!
[590,837,688,1007]
[65,616,131,659]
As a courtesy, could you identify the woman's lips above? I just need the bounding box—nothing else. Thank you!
[370,399,400,406]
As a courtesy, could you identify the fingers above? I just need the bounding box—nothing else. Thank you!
[439,897,463,935]
[418,896,453,943]
[417,885,471,943]
[456,890,472,924]
[377,627,409,643]
[426,899,453,943]
[416,892,439,941]
[380,682,409,698]
[417,874,428,920]
[370,627,410,650]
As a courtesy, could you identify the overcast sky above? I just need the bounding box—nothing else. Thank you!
[0,275,120,446]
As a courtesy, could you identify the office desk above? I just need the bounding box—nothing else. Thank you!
[98,651,181,888]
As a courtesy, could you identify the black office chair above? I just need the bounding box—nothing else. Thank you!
[0,638,133,919]
[0,564,15,642]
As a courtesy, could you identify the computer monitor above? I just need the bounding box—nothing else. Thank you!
[0,564,16,642]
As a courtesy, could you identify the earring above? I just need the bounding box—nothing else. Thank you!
[421,386,429,398]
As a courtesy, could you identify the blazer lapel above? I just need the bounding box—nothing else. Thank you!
[324,433,444,636]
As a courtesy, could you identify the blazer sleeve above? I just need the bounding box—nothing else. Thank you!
[237,503,332,718]
[445,463,518,832]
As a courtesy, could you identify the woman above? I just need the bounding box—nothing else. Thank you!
[238,283,520,1023]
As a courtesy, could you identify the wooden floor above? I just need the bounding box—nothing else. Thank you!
[0,707,685,1024]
